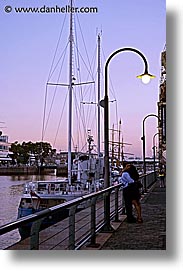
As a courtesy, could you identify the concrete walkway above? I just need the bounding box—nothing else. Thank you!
[100,180,166,250]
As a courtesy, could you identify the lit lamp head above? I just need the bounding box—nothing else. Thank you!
[137,71,155,84]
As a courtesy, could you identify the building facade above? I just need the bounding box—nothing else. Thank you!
[0,132,12,164]
[158,46,166,167]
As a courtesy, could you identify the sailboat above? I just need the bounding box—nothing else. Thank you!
[17,0,104,237]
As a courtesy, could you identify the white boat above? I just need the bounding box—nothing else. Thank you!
[18,178,88,213]
[17,178,96,239]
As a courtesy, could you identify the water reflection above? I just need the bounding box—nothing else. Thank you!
[0,174,57,249]
[6,174,56,182]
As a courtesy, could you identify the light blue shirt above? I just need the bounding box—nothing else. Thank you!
[119,172,134,188]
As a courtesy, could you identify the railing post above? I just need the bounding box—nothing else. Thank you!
[101,191,114,232]
[146,173,149,190]
[121,188,125,215]
[144,174,147,193]
[155,171,157,181]
[114,187,120,222]
[141,176,145,195]
[30,218,44,250]
[87,197,100,248]
[68,205,77,250]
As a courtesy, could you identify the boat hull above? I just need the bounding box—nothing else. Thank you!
[17,206,70,239]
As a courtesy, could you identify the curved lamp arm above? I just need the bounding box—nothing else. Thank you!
[142,114,161,138]
[105,47,155,94]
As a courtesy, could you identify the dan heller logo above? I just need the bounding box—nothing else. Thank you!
[4,5,98,14]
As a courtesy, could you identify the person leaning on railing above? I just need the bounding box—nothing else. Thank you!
[119,163,143,223]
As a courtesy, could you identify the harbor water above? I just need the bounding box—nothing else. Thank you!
[0,174,57,249]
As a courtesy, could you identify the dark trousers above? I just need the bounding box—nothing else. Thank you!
[160,176,165,187]
[123,187,133,220]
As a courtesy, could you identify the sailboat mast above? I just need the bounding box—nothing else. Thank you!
[97,34,101,158]
[118,119,121,165]
[68,0,74,185]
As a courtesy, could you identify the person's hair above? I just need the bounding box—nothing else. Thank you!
[123,162,129,168]
[128,164,139,181]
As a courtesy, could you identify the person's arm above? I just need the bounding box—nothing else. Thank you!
[122,164,131,172]
[122,172,134,183]
[119,172,134,188]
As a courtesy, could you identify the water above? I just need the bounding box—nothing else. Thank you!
[0,174,57,249]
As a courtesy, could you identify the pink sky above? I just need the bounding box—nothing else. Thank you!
[0,0,166,158]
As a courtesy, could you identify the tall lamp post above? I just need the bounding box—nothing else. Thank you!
[103,47,155,231]
[141,114,161,192]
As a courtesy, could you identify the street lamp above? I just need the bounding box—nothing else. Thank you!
[141,114,161,192]
[103,47,155,231]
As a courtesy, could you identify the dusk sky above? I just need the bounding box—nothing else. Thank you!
[0,0,166,158]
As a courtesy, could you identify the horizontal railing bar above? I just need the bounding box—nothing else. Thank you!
[0,184,123,236]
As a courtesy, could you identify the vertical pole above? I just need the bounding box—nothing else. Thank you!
[69,205,76,250]
[87,197,100,248]
[118,119,121,166]
[30,218,44,250]
[153,132,159,180]
[114,187,120,222]
[102,58,113,232]
[97,34,101,180]
[153,146,156,173]
[121,136,124,166]
[111,124,114,167]
[97,34,101,158]
[68,0,73,186]
[104,62,110,190]
[142,120,147,192]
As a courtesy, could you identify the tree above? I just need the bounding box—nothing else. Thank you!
[10,141,56,165]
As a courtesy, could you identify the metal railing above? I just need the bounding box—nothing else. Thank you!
[0,171,156,250]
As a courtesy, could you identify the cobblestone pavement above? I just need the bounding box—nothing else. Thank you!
[101,180,166,250]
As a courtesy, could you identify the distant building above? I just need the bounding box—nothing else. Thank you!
[0,133,12,164]
[53,151,77,166]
